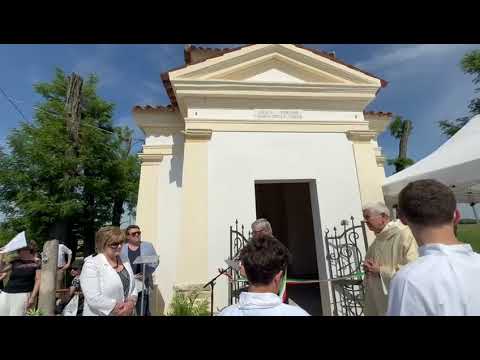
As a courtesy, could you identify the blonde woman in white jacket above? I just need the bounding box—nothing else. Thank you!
[80,227,137,316]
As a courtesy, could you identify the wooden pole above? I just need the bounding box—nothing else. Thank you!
[55,73,84,258]
[38,240,59,316]
[65,73,83,149]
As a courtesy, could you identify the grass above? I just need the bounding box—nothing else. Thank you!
[457,224,480,253]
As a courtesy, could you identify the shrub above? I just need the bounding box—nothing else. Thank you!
[26,308,45,316]
[168,290,210,316]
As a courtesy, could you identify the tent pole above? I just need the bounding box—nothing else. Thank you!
[471,203,479,224]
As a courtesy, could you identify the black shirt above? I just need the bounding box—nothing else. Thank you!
[4,259,41,294]
[128,246,141,275]
[117,267,130,300]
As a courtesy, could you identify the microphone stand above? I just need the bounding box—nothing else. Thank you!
[203,267,231,316]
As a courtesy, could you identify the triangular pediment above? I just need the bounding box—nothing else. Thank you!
[214,55,347,84]
[169,44,382,87]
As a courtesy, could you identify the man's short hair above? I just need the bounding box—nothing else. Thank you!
[398,179,456,226]
[95,226,126,253]
[362,202,390,217]
[251,218,272,233]
[240,235,290,286]
[125,225,140,235]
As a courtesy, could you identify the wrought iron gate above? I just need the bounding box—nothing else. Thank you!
[228,220,251,305]
[324,216,368,316]
[227,217,369,315]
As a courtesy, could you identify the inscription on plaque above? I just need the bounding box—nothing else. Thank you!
[254,109,303,120]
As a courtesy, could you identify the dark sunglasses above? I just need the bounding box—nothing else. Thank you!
[129,231,141,237]
[108,242,123,249]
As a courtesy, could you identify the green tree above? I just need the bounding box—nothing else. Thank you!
[438,117,470,138]
[439,49,480,137]
[387,115,414,173]
[0,69,140,254]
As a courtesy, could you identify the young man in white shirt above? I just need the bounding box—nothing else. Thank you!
[387,179,480,316]
[219,234,309,316]
[56,242,73,289]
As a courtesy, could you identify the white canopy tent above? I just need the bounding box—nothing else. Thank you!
[383,115,480,221]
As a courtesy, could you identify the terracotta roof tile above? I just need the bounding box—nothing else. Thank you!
[184,44,255,65]
[363,111,393,117]
[132,104,177,112]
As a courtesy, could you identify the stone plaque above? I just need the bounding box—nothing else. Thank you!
[254,109,303,120]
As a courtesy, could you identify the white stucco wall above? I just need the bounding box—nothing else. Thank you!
[149,134,184,313]
[207,131,365,313]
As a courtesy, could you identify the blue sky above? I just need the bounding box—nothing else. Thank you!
[1,44,479,217]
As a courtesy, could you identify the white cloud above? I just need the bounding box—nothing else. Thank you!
[144,44,184,70]
[73,57,121,89]
[355,44,477,72]
[368,44,480,180]
[425,77,474,123]
[71,46,126,89]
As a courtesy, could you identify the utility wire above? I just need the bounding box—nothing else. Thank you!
[33,105,145,143]
[0,86,145,144]
[0,85,28,122]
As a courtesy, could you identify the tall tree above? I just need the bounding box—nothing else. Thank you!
[387,116,414,173]
[439,49,480,137]
[0,68,140,255]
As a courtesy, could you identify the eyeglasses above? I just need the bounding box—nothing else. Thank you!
[129,231,141,237]
[108,243,123,249]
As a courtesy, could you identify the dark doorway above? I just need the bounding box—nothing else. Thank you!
[254,182,322,315]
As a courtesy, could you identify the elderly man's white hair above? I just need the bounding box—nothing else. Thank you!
[251,218,272,233]
[362,202,390,217]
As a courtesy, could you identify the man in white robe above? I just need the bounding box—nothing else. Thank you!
[387,179,480,316]
[218,234,309,316]
[362,203,418,316]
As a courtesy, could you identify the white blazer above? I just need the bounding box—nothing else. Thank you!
[80,253,138,316]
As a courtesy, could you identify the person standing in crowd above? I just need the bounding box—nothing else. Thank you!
[388,179,480,316]
[57,241,73,289]
[56,259,84,316]
[222,219,272,283]
[0,241,41,316]
[120,225,159,316]
[0,255,5,291]
[80,226,137,316]
[222,218,288,302]
[362,202,418,316]
[219,234,308,316]
[251,218,273,240]
[231,219,273,276]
